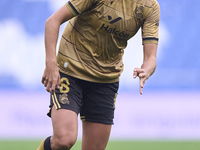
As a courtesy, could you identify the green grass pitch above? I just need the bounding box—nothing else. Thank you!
[0,140,200,150]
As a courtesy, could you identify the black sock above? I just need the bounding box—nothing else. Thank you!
[44,136,52,150]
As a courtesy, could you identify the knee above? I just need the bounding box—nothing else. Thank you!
[52,136,76,150]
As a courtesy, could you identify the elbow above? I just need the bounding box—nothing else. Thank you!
[45,17,53,27]
[45,16,60,32]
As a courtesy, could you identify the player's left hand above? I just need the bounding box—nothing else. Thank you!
[133,68,149,95]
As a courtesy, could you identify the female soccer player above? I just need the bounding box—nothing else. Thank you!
[37,0,160,149]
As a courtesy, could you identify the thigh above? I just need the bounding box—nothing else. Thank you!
[80,81,119,124]
[82,121,112,150]
[51,106,78,148]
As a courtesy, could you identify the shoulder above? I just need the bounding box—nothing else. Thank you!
[135,0,160,13]
[144,0,159,7]
[137,0,159,11]
[143,0,160,17]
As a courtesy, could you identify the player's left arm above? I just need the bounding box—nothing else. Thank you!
[133,43,157,94]
[133,1,160,94]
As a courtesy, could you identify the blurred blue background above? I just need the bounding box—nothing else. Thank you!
[0,0,200,91]
[0,0,200,139]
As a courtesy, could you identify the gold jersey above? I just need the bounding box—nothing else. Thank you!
[57,0,160,83]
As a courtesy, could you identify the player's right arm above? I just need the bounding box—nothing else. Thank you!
[42,5,74,94]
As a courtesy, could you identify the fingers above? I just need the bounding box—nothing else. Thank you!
[41,68,47,84]
[56,75,61,89]
[133,68,144,78]
[133,68,146,94]
[133,68,139,78]
[44,78,48,87]
[46,79,51,92]
[41,76,46,84]
[44,78,57,94]
[50,80,56,94]
[140,78,145,95]
[42,73,60,94]
[133,70,137,78]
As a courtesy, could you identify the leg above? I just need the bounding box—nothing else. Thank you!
[38,73,82,150]
[50,106,78,150]
[80,81,119,150]
[81,121,112,150]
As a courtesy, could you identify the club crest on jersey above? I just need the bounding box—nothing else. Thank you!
[135,5,144,20]
[59,93,69,105]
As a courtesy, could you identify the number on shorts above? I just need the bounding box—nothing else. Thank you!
[59,77,70,94]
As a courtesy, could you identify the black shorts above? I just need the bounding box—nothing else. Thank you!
[48,72,119,125]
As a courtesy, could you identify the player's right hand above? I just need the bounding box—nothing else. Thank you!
[41,61,60,94]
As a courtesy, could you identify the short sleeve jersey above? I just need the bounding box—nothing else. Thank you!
[57,0,160,83]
